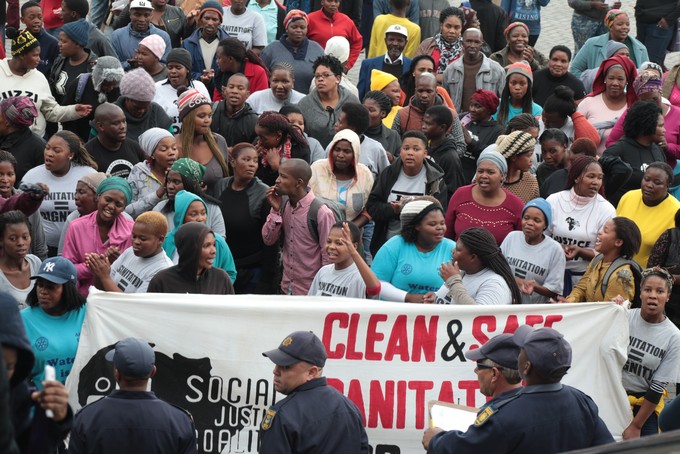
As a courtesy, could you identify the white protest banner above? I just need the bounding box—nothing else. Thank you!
[66,292,632,454]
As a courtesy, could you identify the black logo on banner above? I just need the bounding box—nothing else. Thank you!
[77,345,276,453]
[440,319,466,362]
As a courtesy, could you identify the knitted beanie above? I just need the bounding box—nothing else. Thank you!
[176,86,211,120]
[62,19,90,48]
[370,69,398,92]
[522,197,552,228]
[505,61,533,83]
[167,48,192,71]
[604,40,627,58]
[400,196,442,229]
[7,27,39,57]
[199,0,223,20]
[120,68,156,102]
[139,34,166,61]
[91,56,124,92]
[496,131,537,159]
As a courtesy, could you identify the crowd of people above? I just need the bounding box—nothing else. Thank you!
[1,0,680,451]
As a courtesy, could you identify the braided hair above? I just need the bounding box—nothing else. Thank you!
[457,228,522,304]
[257,111,308,148]
[363,90,393,116]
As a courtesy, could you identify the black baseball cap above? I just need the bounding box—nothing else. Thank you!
[512,325,572,378]
[262,331,327,367]
[105,338,156,378]
[465,333,520,369]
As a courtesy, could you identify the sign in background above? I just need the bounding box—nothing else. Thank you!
[66,292,632,453]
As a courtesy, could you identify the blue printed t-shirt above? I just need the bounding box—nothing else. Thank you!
[372,235,456,294]
[493,102,543,126]
[20,305,87,386]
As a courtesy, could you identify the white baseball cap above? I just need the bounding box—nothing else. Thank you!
[385,24,408,39]
[129,0,153,9]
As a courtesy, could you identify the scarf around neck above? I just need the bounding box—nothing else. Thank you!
[435,33,462,74]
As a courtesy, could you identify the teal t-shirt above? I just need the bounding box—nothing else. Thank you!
[493,102,543,126]
[372,235,456,294]
[20,305,86,386]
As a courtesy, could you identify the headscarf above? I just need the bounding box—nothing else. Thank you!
[139,128,174,157]
[604,9,626,29]
[96,176,133,204]
[504,22,529,39]
[632,71,662,96]
[163,191,237,282]
[0,96,38,129]
[588,54,638,107]
[284,9,308,30]
[170,158,205,184]
[477,149,508,176]
[470,89,499,114]
[641,266,674,293]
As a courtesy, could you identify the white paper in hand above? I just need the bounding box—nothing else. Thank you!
[430,403,478,432]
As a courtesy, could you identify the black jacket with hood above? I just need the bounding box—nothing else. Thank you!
[0,292,73,454]
[366,157,448,256]
[147,222,235,294]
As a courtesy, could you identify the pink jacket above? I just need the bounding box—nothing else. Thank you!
[62,211,134,297]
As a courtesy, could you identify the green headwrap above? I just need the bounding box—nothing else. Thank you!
[96,176,133,204]
[171,158,205,184]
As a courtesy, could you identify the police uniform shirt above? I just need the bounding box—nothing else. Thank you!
[259,377,369,454]
[427,383,614,454]
[69,390,197,454]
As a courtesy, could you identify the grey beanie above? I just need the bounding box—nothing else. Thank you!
[167,48,192,71]
[605,40,627,58]
[91,56,124,92]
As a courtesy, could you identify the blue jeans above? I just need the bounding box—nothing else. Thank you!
[632,405,659,436]
[362,221,375,264]
[89,0,110,29]
[637,22,674,66]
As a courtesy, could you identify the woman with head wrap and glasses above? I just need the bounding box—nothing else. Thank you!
[62,177,135,297]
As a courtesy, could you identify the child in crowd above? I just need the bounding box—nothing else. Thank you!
[501,198,565,304]
[86,211,173,293]
[561,217,641,303]
[308,222,380,299]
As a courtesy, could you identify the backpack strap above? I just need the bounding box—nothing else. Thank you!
[601,256,638,297]
[75,73,91,103]
[307,197,323,244]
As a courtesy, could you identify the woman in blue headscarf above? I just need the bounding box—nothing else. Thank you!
[62,176,135,297]
[162,190,236,283]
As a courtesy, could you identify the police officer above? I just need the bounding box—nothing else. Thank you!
[260,331,369,454]
[423,325,615,453]
[68,338,197,454]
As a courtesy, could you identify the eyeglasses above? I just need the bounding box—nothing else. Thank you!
[313,73,335,80]
[476,362,503,370]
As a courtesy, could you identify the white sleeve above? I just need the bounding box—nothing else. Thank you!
[251,12,267,47]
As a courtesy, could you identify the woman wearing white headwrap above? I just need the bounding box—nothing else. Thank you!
[125,128,178,219]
